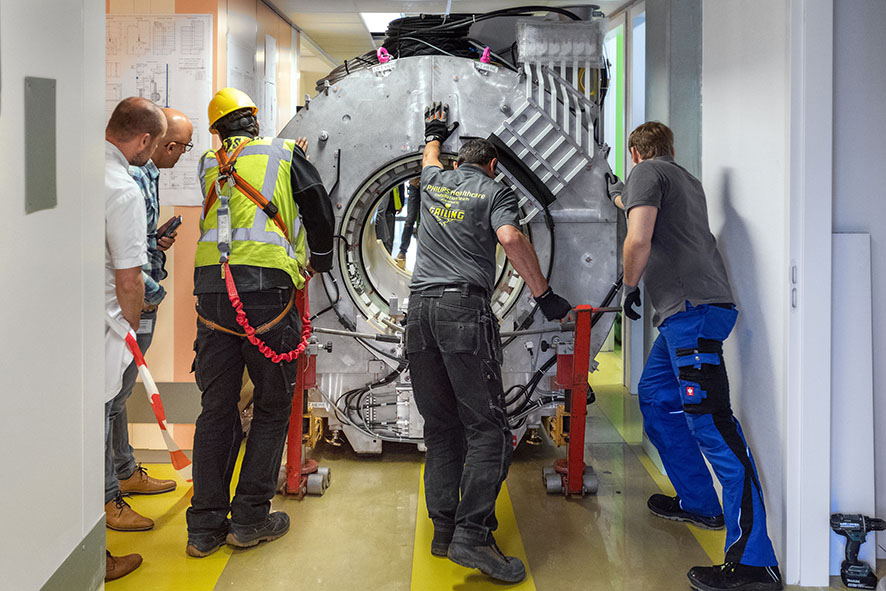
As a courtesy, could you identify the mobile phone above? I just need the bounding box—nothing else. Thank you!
[159,215,182,238]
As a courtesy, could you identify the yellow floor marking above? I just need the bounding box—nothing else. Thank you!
[106,446,245,590]
[591,350,726,564]
[411,466,536,591]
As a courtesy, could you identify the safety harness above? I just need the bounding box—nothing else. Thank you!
[201,138,312,363]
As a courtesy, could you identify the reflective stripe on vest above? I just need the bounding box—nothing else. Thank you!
[199,140,294,207]
[198,224,301,259]
[197,137,306,289]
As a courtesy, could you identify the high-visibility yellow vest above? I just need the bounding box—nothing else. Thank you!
[196,136,307,290]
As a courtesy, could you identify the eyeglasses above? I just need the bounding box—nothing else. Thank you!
[167,141,194,153]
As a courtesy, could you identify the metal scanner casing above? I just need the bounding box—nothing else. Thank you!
[279,55,620,453]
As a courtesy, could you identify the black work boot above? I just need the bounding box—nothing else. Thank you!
[431,530,453,557]
[226,512,290,548]
[447,541,526,583]
[186,526,228,558]
[648,494,725,530]
[688,562,784,591]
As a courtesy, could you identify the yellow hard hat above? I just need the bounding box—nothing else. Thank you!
[208,87,257,132]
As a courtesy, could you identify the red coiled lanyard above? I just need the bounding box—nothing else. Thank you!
[222,262,312,363]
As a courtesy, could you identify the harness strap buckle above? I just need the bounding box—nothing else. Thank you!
[262,201,279,218]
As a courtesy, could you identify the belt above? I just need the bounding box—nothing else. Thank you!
[197,289,295,337]
[416,284,488,298]
[143,304,159,313]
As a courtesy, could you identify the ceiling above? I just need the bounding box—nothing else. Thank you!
[279,1,627,71]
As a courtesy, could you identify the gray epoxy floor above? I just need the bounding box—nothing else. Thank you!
[211,387,855,590]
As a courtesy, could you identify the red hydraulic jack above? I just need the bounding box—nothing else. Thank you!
[283,286,330,498]
[543,305,620,497]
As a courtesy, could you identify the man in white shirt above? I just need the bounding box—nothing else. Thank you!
[103,96,166,581]
[104,108,193,508]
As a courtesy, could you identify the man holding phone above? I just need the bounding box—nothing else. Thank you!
[104,108,194,532]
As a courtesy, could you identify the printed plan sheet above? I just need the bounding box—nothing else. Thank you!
[106,14,213,206]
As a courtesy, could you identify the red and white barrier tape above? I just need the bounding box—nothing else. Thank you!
[124,331,193,482]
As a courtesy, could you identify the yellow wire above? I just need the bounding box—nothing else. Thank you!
[578,68,597,97]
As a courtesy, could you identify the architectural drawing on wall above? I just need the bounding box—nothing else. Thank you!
[134,63,168,105]
[127,21,152,55]
[180,19,204,55]
[226,8,259,117]
[152,20,175,55]
[106,14,213,206]
[106,22,122,55]
[106,83,122,102]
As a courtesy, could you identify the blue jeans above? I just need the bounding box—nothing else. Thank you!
[406,286,511,546]
[104,309,157,504]
[638,303,778,567]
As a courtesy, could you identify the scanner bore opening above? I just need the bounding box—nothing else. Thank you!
[338,154,529,332]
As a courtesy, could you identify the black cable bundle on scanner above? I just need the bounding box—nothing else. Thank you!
[315,6,583,92]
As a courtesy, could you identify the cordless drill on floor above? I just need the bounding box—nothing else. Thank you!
[830,513,886,590]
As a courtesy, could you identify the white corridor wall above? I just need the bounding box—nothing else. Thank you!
[0,1,106,588]
[831,0,886,557]
[700,0,792,568]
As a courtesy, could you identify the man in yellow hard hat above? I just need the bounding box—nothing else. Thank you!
[185,88,334,557]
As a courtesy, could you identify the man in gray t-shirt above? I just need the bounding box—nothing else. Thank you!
[410,153,521,295]
[609,122,781,591]
[620,153,733,326]
[406,104,571,584]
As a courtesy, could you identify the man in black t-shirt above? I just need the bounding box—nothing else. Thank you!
[406,103,572,584]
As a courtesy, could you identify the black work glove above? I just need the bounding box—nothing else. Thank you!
[606,173,625,203]
[535,287,573,321]
[622,284,642,320]
[424,102,459,144]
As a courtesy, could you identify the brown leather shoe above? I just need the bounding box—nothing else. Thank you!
[105,494,154,531]
[106,550,142,581]
[119,464,177,495]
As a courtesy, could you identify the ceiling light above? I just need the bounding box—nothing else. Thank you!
[360,12,402,35]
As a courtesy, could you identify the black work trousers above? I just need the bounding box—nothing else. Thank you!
[186,289,300,536]
[406,286,512,546]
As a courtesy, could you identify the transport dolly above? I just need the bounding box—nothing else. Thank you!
[542,305,620,497]
[283,286,331,498]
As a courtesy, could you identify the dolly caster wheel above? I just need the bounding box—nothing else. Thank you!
[306,473,326,496]
[542,466,556,478]
[582,472,599,495]
[544,473,563,495]
[316,466,331,487]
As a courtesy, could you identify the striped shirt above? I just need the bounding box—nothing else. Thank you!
[129,160,167,305]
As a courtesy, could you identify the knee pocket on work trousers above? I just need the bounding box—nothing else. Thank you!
[480,359,508,426]
[192,336,205,391]
[480,314,503,364]
[675,338,731,414]
[405,298,426,357]
[269,318,302,395]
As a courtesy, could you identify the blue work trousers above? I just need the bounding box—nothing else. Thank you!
[638,303,778,567]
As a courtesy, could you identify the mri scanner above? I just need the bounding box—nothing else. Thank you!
[277,14,622,457]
